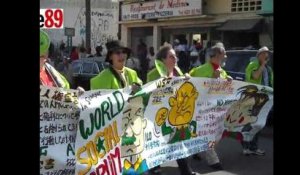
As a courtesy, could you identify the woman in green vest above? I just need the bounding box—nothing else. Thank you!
[40,30,70,89]
[189,43,231,171]
[90,40,142,90]
[147,45,195,175]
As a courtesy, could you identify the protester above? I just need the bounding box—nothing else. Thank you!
[243,46,273,156]
[147,45,196,175]
[40,29,85,99]
[40,30,70,89]
[90,40,142,90]
[189,43,232,171]
[70,46,79,62]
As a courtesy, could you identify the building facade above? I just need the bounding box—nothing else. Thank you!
[119,0,273,55]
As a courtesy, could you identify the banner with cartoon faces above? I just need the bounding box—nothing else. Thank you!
[40,77,273,175]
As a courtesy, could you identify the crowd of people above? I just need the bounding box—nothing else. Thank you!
[40,30,273,175]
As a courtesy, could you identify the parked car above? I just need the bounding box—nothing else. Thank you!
[223,49,273,126]
[71,57,109,90]
[223,50,273,81]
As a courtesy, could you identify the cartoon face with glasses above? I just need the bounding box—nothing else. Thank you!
[121,96,149,174]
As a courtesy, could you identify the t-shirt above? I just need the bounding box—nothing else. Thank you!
[40,68,56,87]
[262,67,270,86]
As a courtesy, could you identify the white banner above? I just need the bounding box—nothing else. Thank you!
[40,86,79,175]
[40,77,273,175]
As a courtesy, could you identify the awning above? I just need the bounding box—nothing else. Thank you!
[217,18,262,31]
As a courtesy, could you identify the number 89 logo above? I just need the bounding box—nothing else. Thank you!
[40,9,63,29]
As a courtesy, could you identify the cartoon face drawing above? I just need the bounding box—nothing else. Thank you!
[155,82,198,144]
[224,85,269,128]
[64,92,77,103]
[168,82,198,126]
[121,96,147,158]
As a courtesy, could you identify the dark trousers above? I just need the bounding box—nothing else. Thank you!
[176,158,193,175]
[149,158,193,175]
[242,132,260,151]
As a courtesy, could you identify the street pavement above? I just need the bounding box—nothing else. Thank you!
[159,126,273,175]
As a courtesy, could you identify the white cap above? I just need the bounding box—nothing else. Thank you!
[257,46,270,56]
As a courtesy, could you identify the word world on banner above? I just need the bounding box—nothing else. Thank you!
[40,77,273,175]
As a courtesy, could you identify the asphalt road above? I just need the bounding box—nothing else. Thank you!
[160,126,273,175]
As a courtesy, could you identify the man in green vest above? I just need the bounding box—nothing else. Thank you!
[189,42,231,80]
[245,46,273,87]
[243,46,273,156]
[189,43,231,171]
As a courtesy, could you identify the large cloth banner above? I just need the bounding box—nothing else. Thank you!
[40,87,80,175]
[40,77,273,175]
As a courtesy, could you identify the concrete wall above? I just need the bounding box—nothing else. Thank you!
[205,0,231,14]
[259,33,272,48]
[40,0,119,53]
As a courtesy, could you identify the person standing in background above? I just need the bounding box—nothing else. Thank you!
[148,46,155,70]
[137,39,148,83]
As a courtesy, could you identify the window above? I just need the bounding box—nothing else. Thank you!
[224,52,255,73]
[72,62,82,74]
[224,51,273,73]
[231,0,262,13]
[92,63,99,74]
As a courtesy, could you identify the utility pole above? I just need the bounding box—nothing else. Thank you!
[85,0,91,49]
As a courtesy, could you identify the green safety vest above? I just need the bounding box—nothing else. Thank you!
[189,62,229,79]
[245,59,273,87]
[147,59,183,82]
[90,67,142,90]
